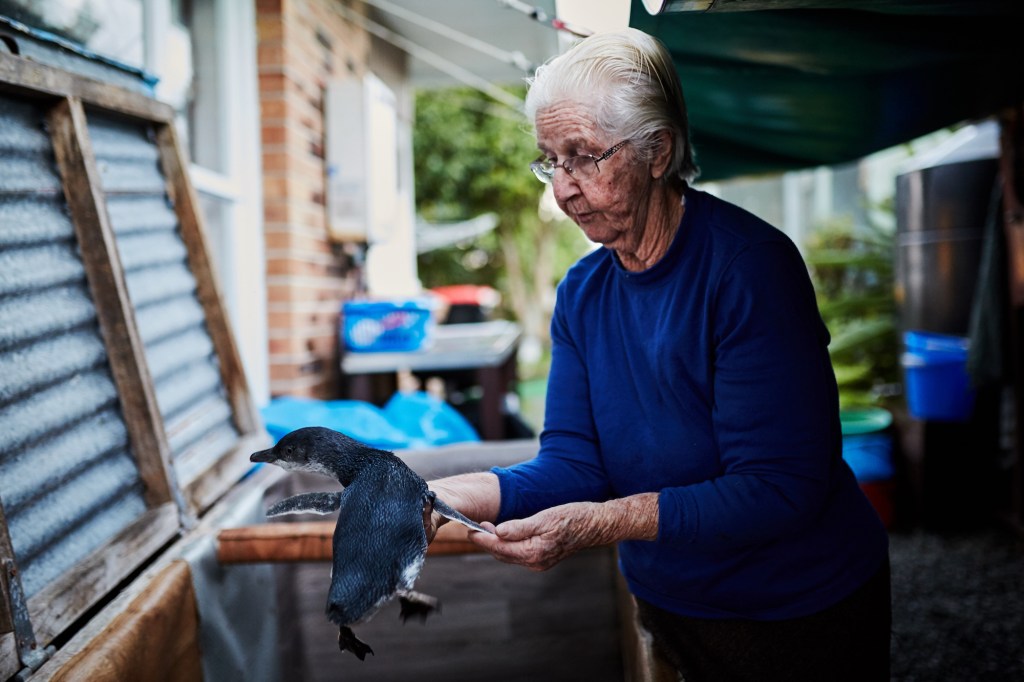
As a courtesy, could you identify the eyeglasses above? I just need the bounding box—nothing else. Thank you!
[529,140,630,184]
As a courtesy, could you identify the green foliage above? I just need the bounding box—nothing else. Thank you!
[805,209,900,409]
[413,86,538,242]
[413,86,590,322]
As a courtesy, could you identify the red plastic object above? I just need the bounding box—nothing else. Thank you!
[859,480,895,529]
[431,284,500,307]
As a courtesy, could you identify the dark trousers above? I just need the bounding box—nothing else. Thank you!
[636,558,891,682]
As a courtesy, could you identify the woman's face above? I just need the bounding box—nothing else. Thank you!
[534,103,653,251]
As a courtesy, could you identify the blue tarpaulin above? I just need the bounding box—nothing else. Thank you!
[260,393,479,450]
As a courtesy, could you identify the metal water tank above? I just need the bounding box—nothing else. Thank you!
[895,124,999,335]
[893,122,1003,529]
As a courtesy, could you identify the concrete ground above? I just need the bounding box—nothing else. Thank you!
[889,524,1024,680]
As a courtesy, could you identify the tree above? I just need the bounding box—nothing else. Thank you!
[413,86,589,371]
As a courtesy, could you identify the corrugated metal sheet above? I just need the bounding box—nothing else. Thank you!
[0,95,148,598]
[86,111,240,478]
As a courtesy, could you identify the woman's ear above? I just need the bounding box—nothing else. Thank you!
[649,130,674,180]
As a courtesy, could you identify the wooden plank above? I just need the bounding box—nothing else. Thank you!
[0,501,18,680]
[0,634,17,682]
[47,97,180,511]
[182,431,270,514]
[47,561,202,682]
[154,123,260,438]
[217,519,483,564]
[0,501,15,636]
[0,53,173,123]
[26,503,180,647]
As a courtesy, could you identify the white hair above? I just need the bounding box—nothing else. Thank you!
[524,28,698,184]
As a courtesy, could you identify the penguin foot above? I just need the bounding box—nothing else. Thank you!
[397,590,439,623]
[338,626,374,660]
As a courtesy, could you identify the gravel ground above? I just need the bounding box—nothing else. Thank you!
[889,525,1024,680]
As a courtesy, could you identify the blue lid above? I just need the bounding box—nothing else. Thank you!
[904,330,969,354]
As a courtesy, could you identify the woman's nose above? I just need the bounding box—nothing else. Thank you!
[552,167,581,202]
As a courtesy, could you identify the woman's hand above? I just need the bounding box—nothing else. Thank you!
[469,493,659,571]
[469,502,601,571]
[423,472,501,544]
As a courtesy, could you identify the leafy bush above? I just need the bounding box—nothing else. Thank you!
[804,211,900,408]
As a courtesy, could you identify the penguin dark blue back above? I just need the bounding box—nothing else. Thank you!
[251,426,489,660]
[325,451,429,625]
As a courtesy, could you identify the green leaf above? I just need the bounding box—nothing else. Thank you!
[828,317,895,355]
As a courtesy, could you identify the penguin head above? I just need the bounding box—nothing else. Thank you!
[251,426,341,479]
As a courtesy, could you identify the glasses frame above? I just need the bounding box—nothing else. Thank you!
[530,139,630,184]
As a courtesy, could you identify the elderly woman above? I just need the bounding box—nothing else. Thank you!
[429,28,890,681]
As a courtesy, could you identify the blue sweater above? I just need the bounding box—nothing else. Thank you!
[493,187,888,620]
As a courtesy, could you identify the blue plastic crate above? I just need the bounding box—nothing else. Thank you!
[342,299,435,352]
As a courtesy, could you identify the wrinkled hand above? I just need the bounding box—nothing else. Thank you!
[468,502,606,571]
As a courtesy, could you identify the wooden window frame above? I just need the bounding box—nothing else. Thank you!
[0,51,264,679]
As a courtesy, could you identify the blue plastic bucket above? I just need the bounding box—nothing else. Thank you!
[840,409,895,483]
[901,330,975,422]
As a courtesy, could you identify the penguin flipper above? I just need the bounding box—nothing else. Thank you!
[396,589,439,623]
[338,626,373,660]
[429,494,494,534]
[267,492,342,517]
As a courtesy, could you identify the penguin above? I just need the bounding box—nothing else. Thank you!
[250,426,491,660]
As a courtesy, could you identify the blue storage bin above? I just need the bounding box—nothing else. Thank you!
[342,299,435,353]
[902,330,975,422]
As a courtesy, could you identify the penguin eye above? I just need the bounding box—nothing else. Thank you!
[285,446,294,456]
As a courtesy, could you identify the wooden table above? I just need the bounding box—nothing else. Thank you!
[341,320,522,440]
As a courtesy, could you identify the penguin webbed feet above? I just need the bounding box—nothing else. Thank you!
[397,590,440,623]
[338,626,374,660]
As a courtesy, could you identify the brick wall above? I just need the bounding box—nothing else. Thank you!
[257,0,370,397]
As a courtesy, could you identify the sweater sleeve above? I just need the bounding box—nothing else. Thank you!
[492,284,612,523]
[658,240,842,550]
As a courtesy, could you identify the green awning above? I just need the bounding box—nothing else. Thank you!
[629,0,1024,181]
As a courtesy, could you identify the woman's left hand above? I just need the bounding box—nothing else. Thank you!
[468,493,659,571]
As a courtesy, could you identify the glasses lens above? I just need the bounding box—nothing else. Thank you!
[565,156,598,179]
[530,160,554,184]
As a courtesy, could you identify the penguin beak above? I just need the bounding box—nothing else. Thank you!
[250,448,275,463]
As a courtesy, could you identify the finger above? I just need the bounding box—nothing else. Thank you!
[467,530,532,563]
[494,518,536,541]
[468,528,503,551]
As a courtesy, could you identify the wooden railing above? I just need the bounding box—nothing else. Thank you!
[216,520,482,564]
